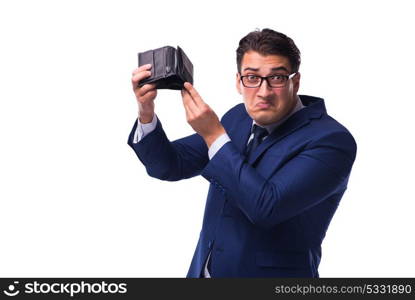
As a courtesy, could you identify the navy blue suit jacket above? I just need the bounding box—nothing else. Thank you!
[127,95,357,278]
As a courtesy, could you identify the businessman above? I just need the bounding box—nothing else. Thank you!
[128,28,357,277]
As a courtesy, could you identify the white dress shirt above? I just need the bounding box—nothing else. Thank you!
[132,96,305,277]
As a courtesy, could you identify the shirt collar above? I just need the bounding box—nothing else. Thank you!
[252,95,305,134]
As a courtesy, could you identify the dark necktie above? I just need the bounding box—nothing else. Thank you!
[245,124,269,159]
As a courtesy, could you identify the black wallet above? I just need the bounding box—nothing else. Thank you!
[137,46,193,90]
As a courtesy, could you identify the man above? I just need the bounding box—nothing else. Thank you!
[128,28,357,278]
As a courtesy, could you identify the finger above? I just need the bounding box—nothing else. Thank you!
[181,89,198,118]
[181,93,192,121]
[182,84,200,113]
[183,82,205,107]
[141,89,157,101]
[132,68,140,76]
[137,83,157,97]
[132,64,152,75]
[181,89,192,120]
[132,70,152,88]
[182,88,199,112]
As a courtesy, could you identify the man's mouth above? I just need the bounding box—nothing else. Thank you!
[256,102,271,109]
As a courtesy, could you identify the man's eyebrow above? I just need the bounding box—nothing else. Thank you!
[270,66,290,73]
[242,66,290,73]
[243,67,260,72]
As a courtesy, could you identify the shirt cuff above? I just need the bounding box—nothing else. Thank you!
[208,133,231,159]
[133,114,158,143]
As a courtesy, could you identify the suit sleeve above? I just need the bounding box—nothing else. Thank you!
[200,131,357,229]
[127,118,209,181]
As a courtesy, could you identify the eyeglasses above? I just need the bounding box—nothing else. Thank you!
[240,73,297,88]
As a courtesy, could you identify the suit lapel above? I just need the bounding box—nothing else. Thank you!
[230,112,253,154]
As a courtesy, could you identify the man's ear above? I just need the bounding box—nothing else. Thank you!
[293,72,301,94]
[236,72,242,95]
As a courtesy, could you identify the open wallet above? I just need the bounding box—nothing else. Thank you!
[137,46,194,90]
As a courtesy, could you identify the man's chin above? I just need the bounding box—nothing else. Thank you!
[251,111,277,125]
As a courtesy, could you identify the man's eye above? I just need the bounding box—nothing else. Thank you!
[246,75,260,82]
[269,75,285,83]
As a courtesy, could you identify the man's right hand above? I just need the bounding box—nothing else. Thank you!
[131,64,157,124]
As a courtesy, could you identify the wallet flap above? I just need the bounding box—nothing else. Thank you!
[177,46,194,84]
[153,47,166,79]
[138,49,154,70]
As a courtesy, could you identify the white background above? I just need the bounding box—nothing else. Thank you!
[0,0,414,277]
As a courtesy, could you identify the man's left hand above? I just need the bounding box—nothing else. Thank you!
[181,82,226,148]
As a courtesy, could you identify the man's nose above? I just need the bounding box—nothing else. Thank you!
[256,78,273,97]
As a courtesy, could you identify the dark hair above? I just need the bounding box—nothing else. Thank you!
[236,28,301,73]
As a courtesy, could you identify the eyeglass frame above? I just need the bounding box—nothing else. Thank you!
[239,72,297,88]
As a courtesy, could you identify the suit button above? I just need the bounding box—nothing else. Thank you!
[208,241,213,249]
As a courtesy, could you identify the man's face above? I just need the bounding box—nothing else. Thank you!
[236,51,300,126]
